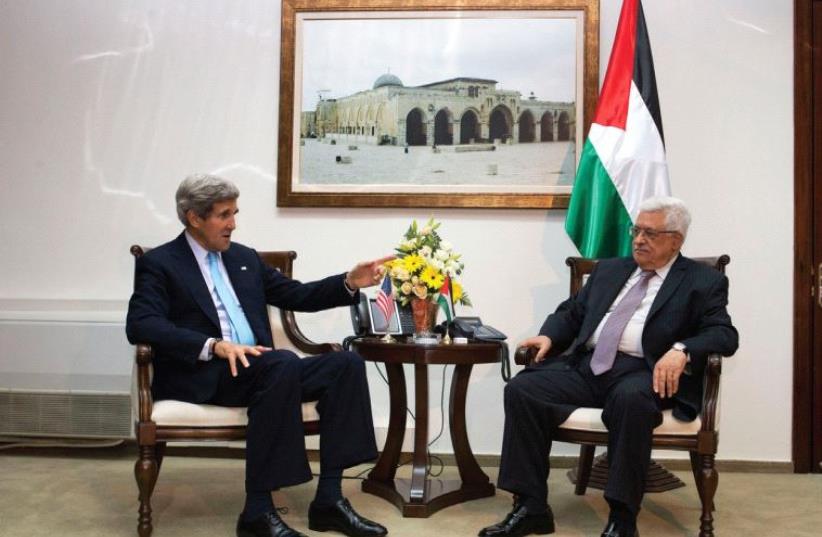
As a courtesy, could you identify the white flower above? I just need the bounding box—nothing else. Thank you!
[419,245,432,258]
[391,266,410,281]
[431,259,444,271]
[440,240,453,252]
[434,249,449,261]
[399,239,417,251]
[421,226,432,235]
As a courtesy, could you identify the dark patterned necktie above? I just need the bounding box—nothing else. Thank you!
[589,270,654,375]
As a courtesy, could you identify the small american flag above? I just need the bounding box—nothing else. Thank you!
[375,275,395,327]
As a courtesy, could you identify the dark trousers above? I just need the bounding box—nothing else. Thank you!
[497,351,663,514]
[209,349,378,493]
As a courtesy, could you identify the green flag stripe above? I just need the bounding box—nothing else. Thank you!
[565,140,633,258]
[437,295,452,322]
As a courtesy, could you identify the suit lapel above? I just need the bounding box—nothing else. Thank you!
[222,247,264,344]
[647,254,687,321]
[170,233,220,330]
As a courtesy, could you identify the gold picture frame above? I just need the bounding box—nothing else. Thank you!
[277,0,600,209]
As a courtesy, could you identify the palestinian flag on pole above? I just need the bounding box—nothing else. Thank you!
[565,0,670,258]
[437,277,453,322]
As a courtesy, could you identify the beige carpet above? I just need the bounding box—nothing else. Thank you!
[0,450,820,536]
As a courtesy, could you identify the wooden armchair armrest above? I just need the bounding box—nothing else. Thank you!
[514,345,536,366]
[134,343,154,424]
[699,354,723,432]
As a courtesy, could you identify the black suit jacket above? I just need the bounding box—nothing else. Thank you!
[126,233,358,403]
[539,254,738,421]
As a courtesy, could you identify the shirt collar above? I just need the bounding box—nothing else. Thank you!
[184,230,214,263]
[633,252,679,281]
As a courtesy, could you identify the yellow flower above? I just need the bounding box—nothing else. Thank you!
[403,254,425,273]
[452,281,464,302]
[420,265,445,290]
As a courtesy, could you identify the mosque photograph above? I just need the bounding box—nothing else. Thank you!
[290,14,582,193]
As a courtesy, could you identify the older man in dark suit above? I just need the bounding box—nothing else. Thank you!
[127,174,392,537]
[479,197,738,537]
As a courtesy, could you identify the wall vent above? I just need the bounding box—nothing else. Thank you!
[0,390,132,439]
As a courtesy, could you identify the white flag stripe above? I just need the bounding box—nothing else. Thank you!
[588,81,670,221]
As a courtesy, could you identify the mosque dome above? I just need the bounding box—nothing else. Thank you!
[373,72,403,89]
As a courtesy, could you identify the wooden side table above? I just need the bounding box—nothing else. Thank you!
[352,338,500,517]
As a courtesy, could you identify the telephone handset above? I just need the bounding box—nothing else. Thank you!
[451,317,507,341]
[350,293,414,337]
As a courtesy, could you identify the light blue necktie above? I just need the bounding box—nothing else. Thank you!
[207,252,255,345]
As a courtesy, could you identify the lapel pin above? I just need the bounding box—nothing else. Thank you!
[240,266,247,271]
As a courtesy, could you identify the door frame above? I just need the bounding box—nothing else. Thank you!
[793,0,817,473]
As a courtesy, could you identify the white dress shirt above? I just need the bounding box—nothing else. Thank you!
[586,254,678,357]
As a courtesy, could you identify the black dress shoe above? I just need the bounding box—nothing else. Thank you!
[236,511,307,537]
[600,521,639,537]
[308,498,388,537]
[478,504,555,537]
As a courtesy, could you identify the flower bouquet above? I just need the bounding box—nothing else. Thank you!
[384,218,471,338]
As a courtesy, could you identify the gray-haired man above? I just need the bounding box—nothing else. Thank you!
[479,197,738,537]
[127,174,392,537]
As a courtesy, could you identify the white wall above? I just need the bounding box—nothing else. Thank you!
[0,0,793,462]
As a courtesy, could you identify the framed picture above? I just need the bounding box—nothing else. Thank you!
[277,0,600,209]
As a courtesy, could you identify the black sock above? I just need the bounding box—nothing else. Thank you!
[607,499,637,529]
[242,491,274,521]
[313,467,343,507]
[521,495,548,515]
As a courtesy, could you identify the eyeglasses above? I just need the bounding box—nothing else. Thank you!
[628,226,680,240]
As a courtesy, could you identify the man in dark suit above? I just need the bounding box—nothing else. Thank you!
[127,174,393,537]
[478,197,738,537]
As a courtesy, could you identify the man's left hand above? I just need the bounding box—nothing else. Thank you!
[653,349,688,398]
[345,255,397,289]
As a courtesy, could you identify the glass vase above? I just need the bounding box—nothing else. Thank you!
[410,297,438,338]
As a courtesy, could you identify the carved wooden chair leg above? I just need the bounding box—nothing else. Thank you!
[135,444,159,537]
[698,454,718,537]
[155,441,167,473]
[689,451,714,512]
[574,444,596,495]
[689,450,704,498]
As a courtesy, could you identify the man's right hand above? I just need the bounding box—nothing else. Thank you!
[213,341,272,377]
[517,335,553,363]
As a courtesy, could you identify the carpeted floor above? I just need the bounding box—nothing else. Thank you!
[0,449,820,536]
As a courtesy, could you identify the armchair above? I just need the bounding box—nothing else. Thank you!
[130,246,340,537]
[515,255,730,537]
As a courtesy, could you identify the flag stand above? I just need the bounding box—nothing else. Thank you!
[380,333,396,343]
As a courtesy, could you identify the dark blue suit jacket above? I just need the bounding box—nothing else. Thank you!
[539,254,739,421]
[126,232,358,403]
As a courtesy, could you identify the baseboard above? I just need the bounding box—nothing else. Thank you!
[1,440,795,473]
[155,445,797,473]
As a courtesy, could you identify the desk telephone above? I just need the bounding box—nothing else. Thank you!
[450,317,507,341]
[450,317,510,381]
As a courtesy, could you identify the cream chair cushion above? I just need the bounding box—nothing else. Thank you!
[152,400,319,427]
[559,407,702,435]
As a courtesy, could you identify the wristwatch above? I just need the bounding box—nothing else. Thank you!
[672,341,690,362]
